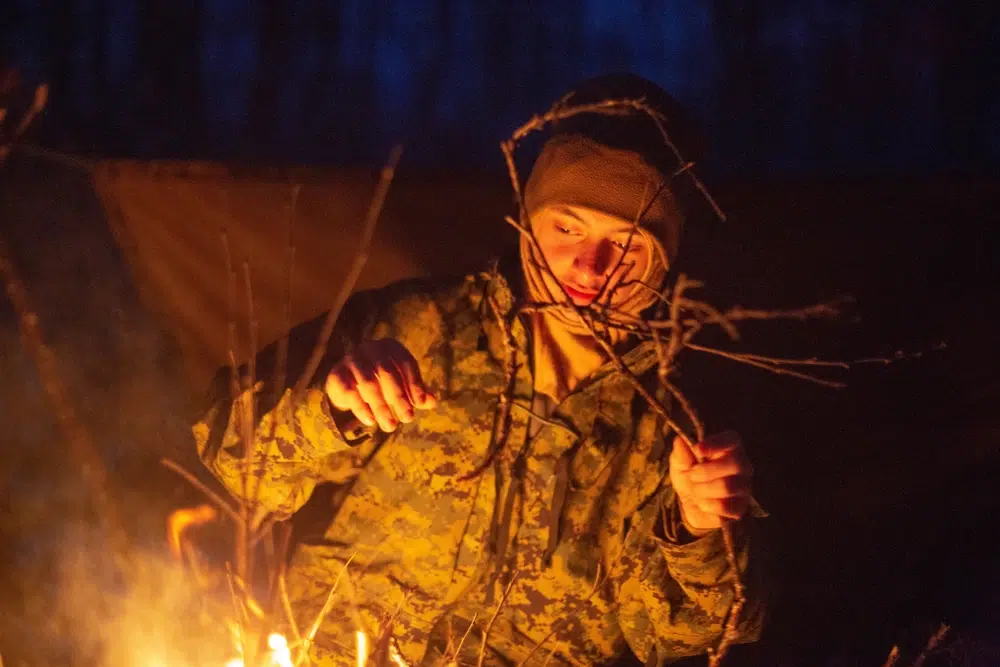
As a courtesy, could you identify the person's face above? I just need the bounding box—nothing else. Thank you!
[532,205,652,307]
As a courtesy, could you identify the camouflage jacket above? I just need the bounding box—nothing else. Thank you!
[194,262,765,666]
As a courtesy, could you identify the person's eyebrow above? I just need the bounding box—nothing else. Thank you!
[555,206,587,224]
[611,224,646,240]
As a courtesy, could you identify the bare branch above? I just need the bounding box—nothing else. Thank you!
[723,298,850,322]
[685,343,848,388]
[161,458,242,525]
[459,287,519,480]
[911,624,950,667]
[882,645,901,667]
[275,184,301,403]
[295,145,403,395]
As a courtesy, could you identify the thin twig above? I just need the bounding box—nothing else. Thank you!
[680,298,741,341]
[911,623,949,667]
[707,526,747,667]
[447,612,480,665]
[507,95,728,223]
[723,299,849,322]
[275,183,300,404]
[295,145,403,395]
[12,84,48,141]
[221,230,251,582]
[685,342,848,388]
[882,645,901,667]
[243,260,260,584]
[297,554,358,667]
[478,571,520,667]
[459,287,519,481]
[687,346,852,368]
[0,83,48,162]
[161,458,242,524]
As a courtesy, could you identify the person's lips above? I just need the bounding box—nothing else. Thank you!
[562,283,599,303]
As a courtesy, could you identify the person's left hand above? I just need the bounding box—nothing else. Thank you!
[669,430,754,534]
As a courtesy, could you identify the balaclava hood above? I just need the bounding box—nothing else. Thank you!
[518,74,704,400]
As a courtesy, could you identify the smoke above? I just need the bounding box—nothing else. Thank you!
[0,150,216,663]
[10,527,236,667]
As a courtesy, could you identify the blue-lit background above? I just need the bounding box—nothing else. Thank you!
[2,0,998,174]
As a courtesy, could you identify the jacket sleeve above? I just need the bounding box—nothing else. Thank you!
[616,484,767,665]
[192,288,386,520]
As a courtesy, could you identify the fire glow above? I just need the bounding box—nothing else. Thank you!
[221,631,369,667]
[225,633,293,667]
[166,492,377,667]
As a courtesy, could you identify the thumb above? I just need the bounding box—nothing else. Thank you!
[669,435,697,472]
[415,388,438,409]
[405,375,437,409]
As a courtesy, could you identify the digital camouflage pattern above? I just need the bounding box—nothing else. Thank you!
[194,261,765,666]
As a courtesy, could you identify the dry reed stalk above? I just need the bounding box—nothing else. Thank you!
[156,147,401,667]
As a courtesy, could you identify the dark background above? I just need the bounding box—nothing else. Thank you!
[1,2,999,666]
[2,1,998,175]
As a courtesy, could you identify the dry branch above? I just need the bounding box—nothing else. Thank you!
[162,458,242,524]
[495,94,866,666]
[295,145,403,395]
[911,623,950,667]
[275,184,301,405]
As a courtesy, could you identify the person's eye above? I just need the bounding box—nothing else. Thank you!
[614,239,643,252]
[555,224,579,236]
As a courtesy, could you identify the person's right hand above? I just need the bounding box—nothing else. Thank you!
[324,339,437,432]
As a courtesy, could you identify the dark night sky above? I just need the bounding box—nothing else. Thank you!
[1,1,998,175]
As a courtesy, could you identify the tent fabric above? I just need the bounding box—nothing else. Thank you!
[91,160,515,388]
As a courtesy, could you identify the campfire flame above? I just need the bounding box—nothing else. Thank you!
[224,633,293,667]
[167,504,217,560]
[166,503,374,667]
[356,630,369,667]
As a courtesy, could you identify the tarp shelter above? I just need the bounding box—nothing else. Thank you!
[91,160,516,388]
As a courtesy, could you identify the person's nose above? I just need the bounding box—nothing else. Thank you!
[573,239,616,282]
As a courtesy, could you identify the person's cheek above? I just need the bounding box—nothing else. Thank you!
[543,242,572,276]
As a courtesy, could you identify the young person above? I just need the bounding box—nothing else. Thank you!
[195,74,764,666]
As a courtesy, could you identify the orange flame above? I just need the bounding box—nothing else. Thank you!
[166,504,217,560]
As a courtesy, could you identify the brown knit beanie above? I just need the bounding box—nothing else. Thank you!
[523,73,704,269]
